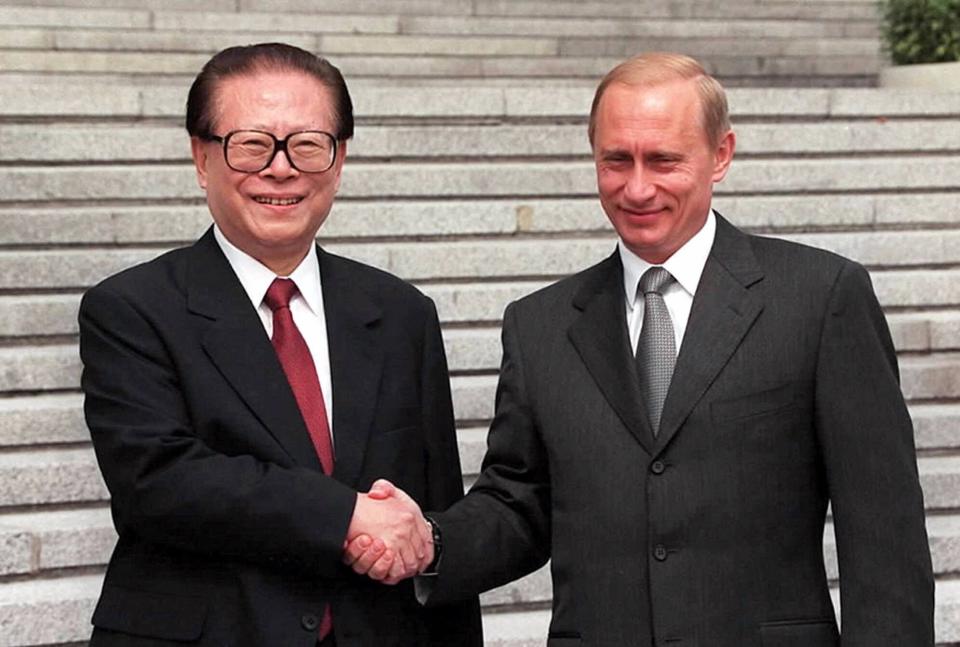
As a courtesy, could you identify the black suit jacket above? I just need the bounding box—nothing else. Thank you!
[427,215,933,646]
[79,228,481,646]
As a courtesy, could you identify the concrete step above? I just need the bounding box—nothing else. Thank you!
[0,392,86,447]
[482,517,960,609]
[2,83,957,121]
[6,0,239,9]
[5,306,954,375]
[484,545,960,644]
[0,268,956,337]
[0,395,479,476]
[0,27,317,55]
[396,15,874,39]
[485,578,960,646]
[936,579,960,645]
[0,49,880,80]
[3,156,959,204]
[0,568,952,647]
[0,294,82,338]
[0,388,956,456]
[910,456,960,511]
[0,6,399,33]
[0,447,107,507]
[11,340,958,401]
[0,5,150,29]
[0,506,114,576]
[0,345,81,393]
[901,354,960,402]
[0,269,958,338]
[913,404,960,452]
[441,313,960,372]
[0,28,558,57]
[482,608,552,647]
[445,358,960,422]
[823,516,960,581]
[4,119,958,164]
[455,403,960,467]
[1,416,957,508]
[4,0,471,15]
[10,9,857,41]
[0,465,957,578]
[0,573,102,647]
[468,0,880,21]
[412,268,960,325]
[888,312,960,353]
[1,0,881,22]
[561,36,880,58]
[3,230,960,292]
[3,193,958,248]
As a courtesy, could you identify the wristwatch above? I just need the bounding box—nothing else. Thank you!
[422,516,442,575]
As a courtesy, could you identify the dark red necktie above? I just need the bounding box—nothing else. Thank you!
[263,278,334,638]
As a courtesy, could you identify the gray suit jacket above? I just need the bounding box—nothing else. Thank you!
[428,215,933,646]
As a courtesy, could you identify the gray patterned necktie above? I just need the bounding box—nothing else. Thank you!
[635,267,677,435]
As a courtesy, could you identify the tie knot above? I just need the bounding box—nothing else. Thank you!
[264,278,299,312]
[639,266,674,296]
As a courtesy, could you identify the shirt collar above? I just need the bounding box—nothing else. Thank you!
[213,224,323,315]
[620,209,717,308]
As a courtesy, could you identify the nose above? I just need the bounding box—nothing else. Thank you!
[261,146,298,179]
[622,165,656,203]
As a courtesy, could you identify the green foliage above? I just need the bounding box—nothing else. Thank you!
[881,0,960,64]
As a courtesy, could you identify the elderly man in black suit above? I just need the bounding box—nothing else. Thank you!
[79,42,481,647]
[347,52,934,646]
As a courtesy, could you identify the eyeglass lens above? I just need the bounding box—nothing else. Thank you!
[225,130,335,173]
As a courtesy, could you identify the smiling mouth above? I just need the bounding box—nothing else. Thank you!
[623,207,664,217]
[253,196,303,206]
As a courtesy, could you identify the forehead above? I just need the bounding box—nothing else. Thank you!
[211,69,335,131]
[594,80,707,147]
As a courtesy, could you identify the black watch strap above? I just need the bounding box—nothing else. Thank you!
[423,516,442,575]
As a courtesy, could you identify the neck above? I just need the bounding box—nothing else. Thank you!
[258,247,310,277]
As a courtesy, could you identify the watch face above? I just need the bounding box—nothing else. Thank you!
[424,518,442,574]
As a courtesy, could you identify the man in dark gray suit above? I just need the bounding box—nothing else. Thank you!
[346,52,935,646]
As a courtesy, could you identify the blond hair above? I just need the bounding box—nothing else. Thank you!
[588,52,730,147]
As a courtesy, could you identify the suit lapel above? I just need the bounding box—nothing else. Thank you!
[568,252,656,455]
[655,215,765,451]
[186,229,322,470]
[319,249,383,489]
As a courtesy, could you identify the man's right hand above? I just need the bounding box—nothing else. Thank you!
[344,480,432,584]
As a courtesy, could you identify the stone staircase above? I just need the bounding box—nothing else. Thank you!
[1,1,959,646]
[0,0,883,87]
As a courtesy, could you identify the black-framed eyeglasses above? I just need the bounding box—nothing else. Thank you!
[203,129,338,174]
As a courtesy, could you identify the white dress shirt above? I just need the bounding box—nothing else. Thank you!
[214,225,334,438]
[621,209,717,355]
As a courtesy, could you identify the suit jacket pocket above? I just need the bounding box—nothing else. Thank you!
[760,618,838,647]
[711,382,796,424]
[92,584,207,641]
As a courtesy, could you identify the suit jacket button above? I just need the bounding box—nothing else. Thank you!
[650,460,665,475]
[653,544,668,561]
[301,614,319,631]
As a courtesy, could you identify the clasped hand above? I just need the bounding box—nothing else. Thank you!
[343,479,431,585]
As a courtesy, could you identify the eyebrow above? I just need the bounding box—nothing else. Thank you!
[646,151,684,161]
[598,147,631,158]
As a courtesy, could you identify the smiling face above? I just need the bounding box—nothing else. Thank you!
[593,79,734,264]
[190,69,346,275]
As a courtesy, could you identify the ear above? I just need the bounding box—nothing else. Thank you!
[711,129,736,183]
[189,136,210,190]
[332,140,348,192]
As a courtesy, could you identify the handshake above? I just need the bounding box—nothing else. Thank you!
[343,479,434,585]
